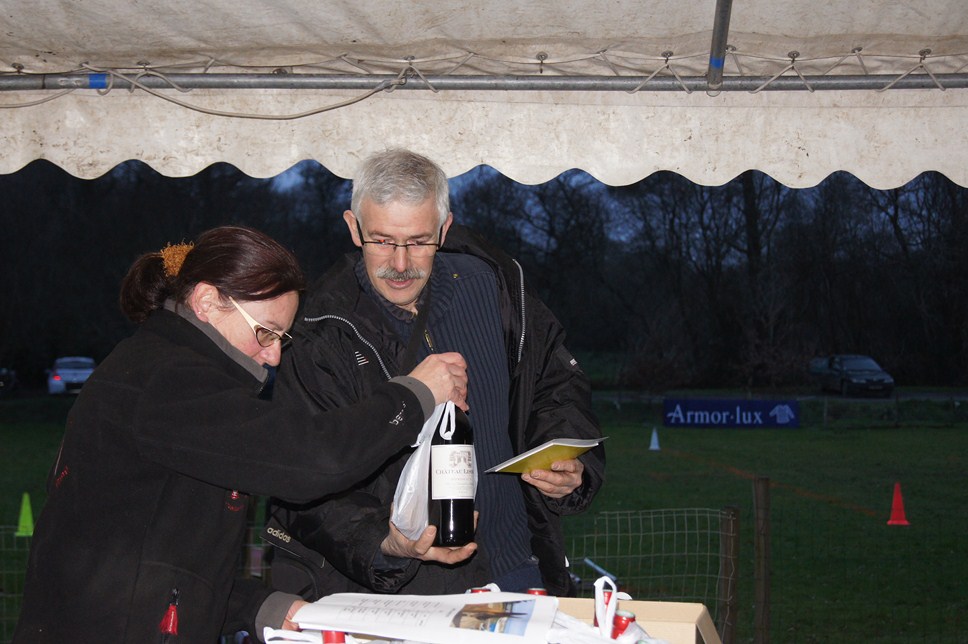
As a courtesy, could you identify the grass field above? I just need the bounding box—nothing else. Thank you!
[572,396,968,642]
[2,393,967,642]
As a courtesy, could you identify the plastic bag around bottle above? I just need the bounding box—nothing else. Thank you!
[390,401,451,541]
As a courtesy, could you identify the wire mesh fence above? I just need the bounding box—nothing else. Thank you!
[2,513,739,644]
[2,497,965,643]
[811,396,968,429]
[563,508,738,642]
[0,528,29,644]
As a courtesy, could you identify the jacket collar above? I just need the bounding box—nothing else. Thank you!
[164,299,269,385]
[300,224,527,366]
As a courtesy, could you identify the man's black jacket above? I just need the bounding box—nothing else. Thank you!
[266,225,605,597]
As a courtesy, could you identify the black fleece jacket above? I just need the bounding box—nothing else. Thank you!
[14,306,432,643]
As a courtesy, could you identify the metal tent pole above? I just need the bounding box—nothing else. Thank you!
[706,0,734,96]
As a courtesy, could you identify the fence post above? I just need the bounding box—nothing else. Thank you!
[717,506,739,644]
[243,501,265,579]
[753,477,771,644]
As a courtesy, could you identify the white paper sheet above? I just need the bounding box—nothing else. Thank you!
[292,591,558,644]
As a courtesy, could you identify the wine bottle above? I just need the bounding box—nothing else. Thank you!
[429,407,476,546]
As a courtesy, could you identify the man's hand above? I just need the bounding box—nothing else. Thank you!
[521,458,584,499]
[381,516,478,564]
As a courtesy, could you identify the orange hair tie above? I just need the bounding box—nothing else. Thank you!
[160,242,194,278]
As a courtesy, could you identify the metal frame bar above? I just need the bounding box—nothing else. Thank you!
[2,72,967,92]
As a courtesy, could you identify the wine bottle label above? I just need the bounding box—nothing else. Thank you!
[430,445,475,500]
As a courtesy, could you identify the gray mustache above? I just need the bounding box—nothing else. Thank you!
[376,267,426,281]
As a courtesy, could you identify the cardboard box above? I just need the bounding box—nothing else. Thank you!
[556,597,722,644]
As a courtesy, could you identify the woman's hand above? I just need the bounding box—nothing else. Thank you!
[283,599,308,630]
[408,352,469,411]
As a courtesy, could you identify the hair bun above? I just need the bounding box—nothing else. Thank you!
[160,242,194,278]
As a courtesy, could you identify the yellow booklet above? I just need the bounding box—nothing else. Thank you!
[484,437,606,474]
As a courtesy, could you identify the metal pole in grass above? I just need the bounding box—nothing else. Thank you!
[754,477,771,644]
[717,506,740,644]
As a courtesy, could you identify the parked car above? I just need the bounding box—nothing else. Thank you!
[809,354,895,397]
[47,356,97,395]
[0,367,17,397]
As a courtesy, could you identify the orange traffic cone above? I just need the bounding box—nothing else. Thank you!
[887,481,910,526]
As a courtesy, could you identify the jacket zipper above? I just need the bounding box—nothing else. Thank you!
[512,259,526,365]
[304,314,393,380]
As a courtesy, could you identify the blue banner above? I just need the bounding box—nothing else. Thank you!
[663,399,799,428]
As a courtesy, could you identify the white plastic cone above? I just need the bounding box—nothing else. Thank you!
[649,427,661,451]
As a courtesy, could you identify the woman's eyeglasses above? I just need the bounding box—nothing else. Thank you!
[228,297,292,348]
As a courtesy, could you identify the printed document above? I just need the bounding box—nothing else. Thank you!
[291,591,559,644]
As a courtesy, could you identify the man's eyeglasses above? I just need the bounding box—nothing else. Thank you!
[228,297,293,349]
[356,220,441,257]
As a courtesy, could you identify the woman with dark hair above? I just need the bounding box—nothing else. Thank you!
[14,226,469,644]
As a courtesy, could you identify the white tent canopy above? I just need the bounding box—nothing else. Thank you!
[2,0,968,187]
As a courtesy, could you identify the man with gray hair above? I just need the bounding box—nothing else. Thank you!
[265,148,605,597]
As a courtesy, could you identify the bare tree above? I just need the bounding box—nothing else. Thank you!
[5,161,968,390]
[865,172,968,382]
